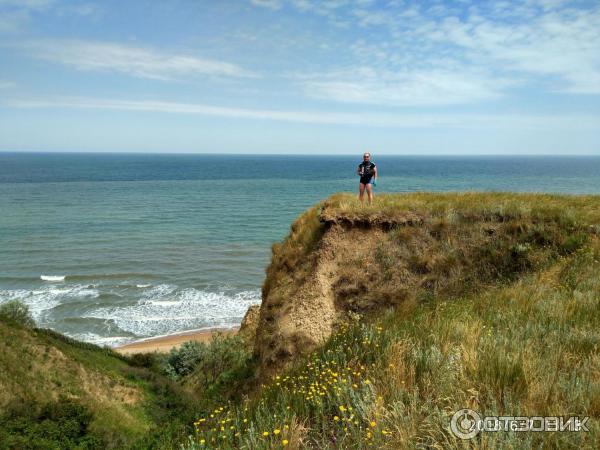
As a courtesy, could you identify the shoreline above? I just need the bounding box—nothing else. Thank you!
[114,326,239,355]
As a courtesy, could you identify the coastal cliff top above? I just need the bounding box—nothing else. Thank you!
[319,191,600,226]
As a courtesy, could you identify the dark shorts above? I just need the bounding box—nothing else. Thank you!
[360,176,373,185]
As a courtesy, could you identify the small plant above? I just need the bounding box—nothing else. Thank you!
[183,333,255,401]
[161,334,254,401]
[0,299,35,328]
[164,340,207,379]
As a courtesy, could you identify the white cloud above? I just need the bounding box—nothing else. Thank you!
[21,39,256,80]
[288,0,600,100]
[66,2,99,16]
[430,5,600,94]
[0,0,53,32]
[5,95,599,131]
[0,79,15,89]
[0,0,102,33]
[250,0,282,10]
[0,0,53,9]
[296,66,514,106]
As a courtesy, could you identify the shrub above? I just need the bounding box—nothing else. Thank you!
[164,340,207,379]
[187,333,254,399]
[0,397,104,449]
[0,300,35,328]
[161,334,254,402]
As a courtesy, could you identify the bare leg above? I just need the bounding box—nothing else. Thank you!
[358,183,366,203]
[366,183,373,205]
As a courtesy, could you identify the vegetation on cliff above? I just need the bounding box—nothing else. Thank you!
[255,192,598,376]
[0,310,252,449]
[180,192,600,449]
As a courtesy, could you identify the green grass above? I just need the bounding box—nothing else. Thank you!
[320,192,600,226]
[0,320,200,449]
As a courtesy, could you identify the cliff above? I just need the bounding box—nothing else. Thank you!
[250,192,600,377]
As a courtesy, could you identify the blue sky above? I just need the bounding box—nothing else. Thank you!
[0,0,599,154]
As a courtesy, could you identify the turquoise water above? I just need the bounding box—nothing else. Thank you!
[1,153,599,346]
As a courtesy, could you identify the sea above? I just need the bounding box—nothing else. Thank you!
[1,152,599,347]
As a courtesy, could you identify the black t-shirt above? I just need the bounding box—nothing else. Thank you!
[358,161,376,178]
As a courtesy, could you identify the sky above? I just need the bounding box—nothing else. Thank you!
[0,0,599,154]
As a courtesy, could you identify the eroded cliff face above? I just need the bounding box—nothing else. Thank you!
[246,193,596,377]
[250,204,423,377]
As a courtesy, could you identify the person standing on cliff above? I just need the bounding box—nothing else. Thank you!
[357,152,377,205]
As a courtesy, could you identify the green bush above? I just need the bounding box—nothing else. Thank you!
[163,340,207,379]
[161,334,254,402]
[188,334,254,400]
[0,300,35,328]
[0,397,104,450]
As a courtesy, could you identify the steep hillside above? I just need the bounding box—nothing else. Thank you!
[253,192,600,376]
[0,320,199,449]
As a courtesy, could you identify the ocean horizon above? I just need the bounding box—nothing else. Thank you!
[2,152,600,347]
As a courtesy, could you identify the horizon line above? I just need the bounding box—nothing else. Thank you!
[1,150,599,157]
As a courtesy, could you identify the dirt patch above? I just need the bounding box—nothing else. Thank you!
[238,304,261,347]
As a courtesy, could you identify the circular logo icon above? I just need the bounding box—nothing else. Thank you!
[450,409,481,439]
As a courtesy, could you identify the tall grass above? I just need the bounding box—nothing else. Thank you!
[185,245,598,448]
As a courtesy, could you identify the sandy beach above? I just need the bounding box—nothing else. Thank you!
[115,327,239,355]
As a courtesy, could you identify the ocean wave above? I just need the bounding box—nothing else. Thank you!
[0,284,100,320]
[41,275,65,282]
[67,273,157,281]
[140,283,177,299]
[84,287,260,339]
[0,282,261,346]
[64,332,134,348]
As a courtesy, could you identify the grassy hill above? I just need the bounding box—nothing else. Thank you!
[2,192,599,449]
[0,318,201,449]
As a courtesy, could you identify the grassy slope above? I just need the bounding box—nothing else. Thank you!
[185,192,600,449]
[0,322,198,449]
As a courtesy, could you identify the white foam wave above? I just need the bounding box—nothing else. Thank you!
[136,284,151,288]
[66,332,133,347]
[85,287,260,339]
[41,275,65,282]
[141,283,176,299]
[0,284,99,321]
